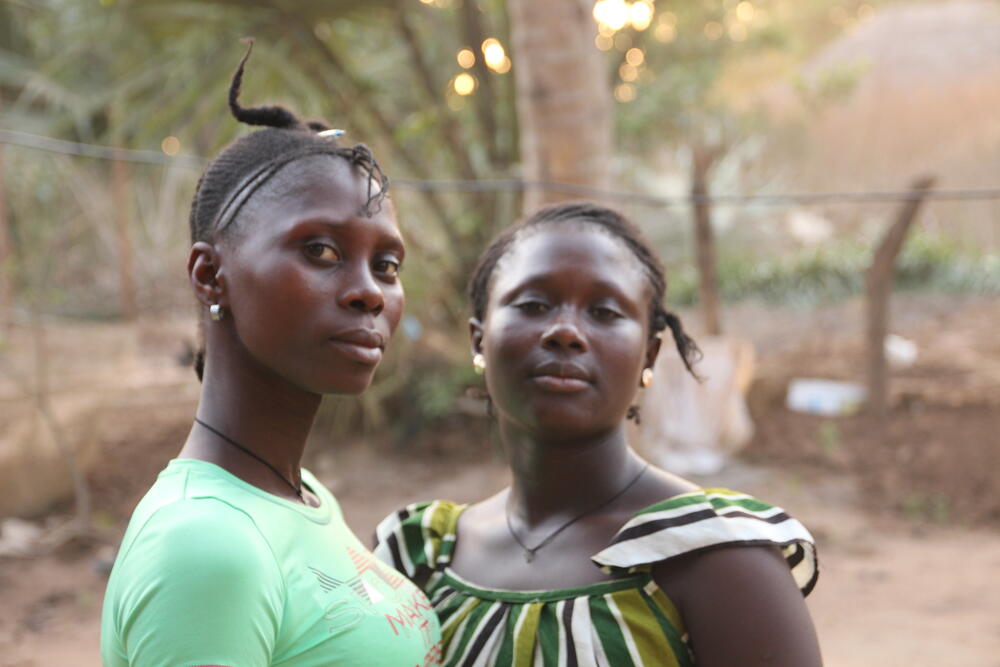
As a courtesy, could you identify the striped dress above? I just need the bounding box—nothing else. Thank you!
[374,488,818,667]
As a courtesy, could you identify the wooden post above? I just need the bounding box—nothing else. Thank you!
[0,141,13,328]
[30,302,91,530]
[112,151,137,320]
[691,143,722,335]
[865,176,936,418]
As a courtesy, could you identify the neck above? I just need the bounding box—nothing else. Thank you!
[500,419,644,525]
[182,339,321,496]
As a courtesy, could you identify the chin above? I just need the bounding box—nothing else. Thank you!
[524,406,617,439]
[300,369,377,397]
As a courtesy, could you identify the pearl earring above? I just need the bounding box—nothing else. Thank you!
[640,367,654,388]
[473,353,486,375]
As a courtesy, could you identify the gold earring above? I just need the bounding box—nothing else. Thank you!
[210,304,225,322]
[473,353,486,375]
[640,367,654,388]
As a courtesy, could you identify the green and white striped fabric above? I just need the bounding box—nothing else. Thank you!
[374,489,817,667]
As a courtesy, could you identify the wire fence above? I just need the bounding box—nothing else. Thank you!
[4,128,1000,208]
[1,127,998,324]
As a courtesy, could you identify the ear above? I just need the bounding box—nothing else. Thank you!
[469,317,485,357]
[188,241,226,309]
[643,332,663,378]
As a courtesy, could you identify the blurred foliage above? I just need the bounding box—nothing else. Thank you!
[1,0,954,445]
[792,58,870,111]
[610,0,889,152]
[667,233,1000,307]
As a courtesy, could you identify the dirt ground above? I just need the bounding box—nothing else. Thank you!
[1,293,999,666]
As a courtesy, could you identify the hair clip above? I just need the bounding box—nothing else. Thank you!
[317,129,345,138]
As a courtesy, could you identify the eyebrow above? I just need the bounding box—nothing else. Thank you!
[287,217,405,253]
[501,274,639,304]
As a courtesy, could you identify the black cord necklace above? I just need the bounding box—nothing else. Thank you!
[505,463,649,563]
[193,418,304,502]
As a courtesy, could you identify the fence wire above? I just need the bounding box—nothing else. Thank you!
[4,128,1000,208]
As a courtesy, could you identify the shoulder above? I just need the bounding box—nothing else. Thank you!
[373,499,465,578]
[104,498,285,665]
[112,497,282,595]
[593,488,818,596]
[653,544,823,666]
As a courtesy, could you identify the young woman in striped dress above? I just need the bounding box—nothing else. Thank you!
[375,202,821,666]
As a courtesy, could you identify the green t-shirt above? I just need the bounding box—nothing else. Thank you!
[101,458,442,667]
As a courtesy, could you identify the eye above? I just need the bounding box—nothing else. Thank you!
[374,257,401,277]
[514,300,549,315]
[304,241,339,263]
[591,305,622,321]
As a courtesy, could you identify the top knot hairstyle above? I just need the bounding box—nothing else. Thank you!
[188,39,389,247]
[189,40,390,380]
[468,201,702,376]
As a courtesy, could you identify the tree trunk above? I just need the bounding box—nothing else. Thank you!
[507,0,613,213]
[30,303,91,530]
[0,141,12,328]
[691,143,722,335]
[865,176,936,418]
[112,152,136,320]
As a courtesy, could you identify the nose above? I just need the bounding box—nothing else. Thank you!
[541,313,587,352]
[337,266,384,316]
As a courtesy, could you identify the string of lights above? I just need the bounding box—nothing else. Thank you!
[3,128,1000,208]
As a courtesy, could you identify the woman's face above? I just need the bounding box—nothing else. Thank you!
[216,156,405,396]
[474,223,658,439]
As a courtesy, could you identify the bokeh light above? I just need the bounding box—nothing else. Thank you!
[704,21,724,40]
[453,72,476,96]
[481,38,507,71]
[736,1,755,23]
[629,1,654,31]
[593,0,629,32]
[619,63,639,82]
[625,47,645,66]
[654,23,676,42]
[457,48,475,68]
[614,82,636,103]
[160,136,180,156]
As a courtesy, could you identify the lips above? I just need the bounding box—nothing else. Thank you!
[328,329,385,365]
[530,360,593,393]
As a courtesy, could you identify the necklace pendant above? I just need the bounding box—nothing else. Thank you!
[524,550,535,563]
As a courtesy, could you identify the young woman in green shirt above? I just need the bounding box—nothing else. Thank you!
[101,43,442,667]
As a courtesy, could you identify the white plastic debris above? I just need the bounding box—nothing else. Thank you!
[0,518,44,557]
[635,337,756,476]
[884,334,918,368]
[786,378,867,416]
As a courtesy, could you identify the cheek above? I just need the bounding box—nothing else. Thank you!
[483,313,534,361]
[382,284,405,333]
[579,322,647,399]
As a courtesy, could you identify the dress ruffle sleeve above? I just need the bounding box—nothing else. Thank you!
[591,488,819,596]
[373,500,464,580]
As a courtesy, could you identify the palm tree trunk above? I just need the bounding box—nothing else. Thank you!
[507,0,613,213]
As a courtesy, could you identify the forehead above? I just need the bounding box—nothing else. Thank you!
[237,154,393,230]
[491,222,648,297]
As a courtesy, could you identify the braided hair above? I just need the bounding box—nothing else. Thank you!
[468,201,702,376]
[190,40,390,379]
